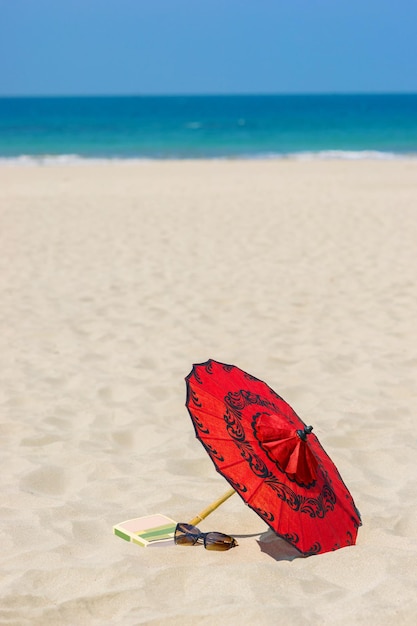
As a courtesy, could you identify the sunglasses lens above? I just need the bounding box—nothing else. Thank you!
[204,532,238,551]
[174,523,201,546]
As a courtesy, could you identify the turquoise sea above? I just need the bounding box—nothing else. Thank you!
[0,94,416,161]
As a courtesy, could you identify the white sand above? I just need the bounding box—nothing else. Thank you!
[1,159,417,625]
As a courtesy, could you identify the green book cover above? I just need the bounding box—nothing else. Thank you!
[113,514,177,547]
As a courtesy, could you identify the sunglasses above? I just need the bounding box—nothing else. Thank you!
[174,522,238,551]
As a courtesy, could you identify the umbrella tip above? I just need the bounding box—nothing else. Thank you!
[297,425,313,441]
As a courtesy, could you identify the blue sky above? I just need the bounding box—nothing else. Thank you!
[1,0,416,96]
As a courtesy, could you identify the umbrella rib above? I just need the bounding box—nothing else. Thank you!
[244,477,266,506]
[198,435,258,443]
[219,457,248,471]
[188,386,230,405]
[188,380,271,409]
[190,407,228,421]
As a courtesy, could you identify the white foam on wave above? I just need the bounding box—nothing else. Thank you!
[185,121,202,129]
[0,150,416,165]
[291,150,412,161]
[0,154,153,167]
[238,150,417,161]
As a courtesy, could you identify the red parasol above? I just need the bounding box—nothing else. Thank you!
[185,359,361,556]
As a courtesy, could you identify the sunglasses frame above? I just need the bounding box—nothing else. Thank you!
[174,522,238,551]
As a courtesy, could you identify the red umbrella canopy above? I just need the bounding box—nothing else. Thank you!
[185,359,361,556]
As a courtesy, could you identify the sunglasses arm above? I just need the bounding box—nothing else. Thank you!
[188,488,236,526]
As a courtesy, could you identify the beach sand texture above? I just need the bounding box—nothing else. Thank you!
[1,159,417,625]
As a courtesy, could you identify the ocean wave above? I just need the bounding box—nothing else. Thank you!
[290,150,413,161]
[0,150,416,165]
[0,154,153,166]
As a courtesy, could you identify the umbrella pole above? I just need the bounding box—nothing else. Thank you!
[189,488,236,526]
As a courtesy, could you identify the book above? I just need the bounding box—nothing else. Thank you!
[113,514,177,547]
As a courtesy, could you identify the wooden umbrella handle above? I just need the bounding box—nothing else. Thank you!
[188,488,236,526]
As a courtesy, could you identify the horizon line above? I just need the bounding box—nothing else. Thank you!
[1,90,417,99]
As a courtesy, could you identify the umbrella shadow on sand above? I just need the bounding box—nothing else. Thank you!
[256,529,304,561]
[232,529,304,561]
